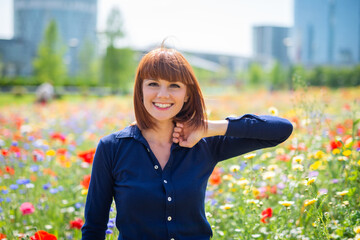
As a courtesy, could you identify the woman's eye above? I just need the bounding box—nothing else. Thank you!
[170,84,180,88]
[148,82,159,87]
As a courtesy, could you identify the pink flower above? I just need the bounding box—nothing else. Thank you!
[20,202,35,215]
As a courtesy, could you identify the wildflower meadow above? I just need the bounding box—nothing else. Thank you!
[0,87,359,240]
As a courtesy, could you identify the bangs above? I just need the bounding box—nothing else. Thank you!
[138,48,193,85]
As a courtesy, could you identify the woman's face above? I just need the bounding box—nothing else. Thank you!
[142,79,188,124]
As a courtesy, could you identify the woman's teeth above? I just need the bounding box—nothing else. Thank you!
[154,103,172,108]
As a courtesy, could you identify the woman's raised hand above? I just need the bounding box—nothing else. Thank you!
[172,122,206,148]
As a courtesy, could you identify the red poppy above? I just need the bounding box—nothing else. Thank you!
[70,218,84,229]
[10,146,21,154]
[261,208,273,223]
[0,233,6,239]
[81,174,91,189]
[330,140,342,150]
[50,133,66,144]
[33,149,45,162]
[5,166,15,175]
[1,149,9,156]
[30,230,57,240]
[209,167,221,185]
[56,148,67,155]
[78,149,96,164]
[277,154,290,162]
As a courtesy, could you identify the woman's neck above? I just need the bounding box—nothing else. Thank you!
[141,121,174,146]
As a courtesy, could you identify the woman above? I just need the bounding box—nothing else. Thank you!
[81,47,293,240]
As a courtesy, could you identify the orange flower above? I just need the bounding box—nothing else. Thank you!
[43,168,57,177]
[209,167,221,185]
[0,233,6,239]
[81,174,91,189]
[30,230,57,240]
[70,218,84,229]
[78,149,96,164]
[5,166,15,175]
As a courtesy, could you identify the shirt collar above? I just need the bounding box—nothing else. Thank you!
[115,124,181,150]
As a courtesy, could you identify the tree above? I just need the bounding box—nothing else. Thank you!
[269,61,286,90]
[33,20,67,85]
[78,39,100,86]
[102,7,135,94]
[248,63,263,86]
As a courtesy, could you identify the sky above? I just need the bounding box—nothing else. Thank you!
[0,0,293,57]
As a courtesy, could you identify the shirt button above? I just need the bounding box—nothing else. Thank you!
[168,197,172,201]
[147,148,150,152]
[154,165,159,170]
[163,180,167,183]
[167,216,172,221]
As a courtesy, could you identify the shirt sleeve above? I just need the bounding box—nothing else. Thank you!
[205,114,293,162]
[81,138,114,240]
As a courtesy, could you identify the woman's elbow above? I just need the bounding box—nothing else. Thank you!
[279,119,293,143]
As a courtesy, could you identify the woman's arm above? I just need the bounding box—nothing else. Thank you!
[173,114,293,161]
[81,139,114,239]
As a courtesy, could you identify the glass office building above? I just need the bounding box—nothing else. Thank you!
[0,0,97,76]
[293,0,360,66]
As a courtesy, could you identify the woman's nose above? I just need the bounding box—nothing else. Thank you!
[157,86,169,98]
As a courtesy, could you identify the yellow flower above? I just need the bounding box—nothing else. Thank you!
[332,148,340,155]
[312,222,317,227]
[260,152,272,160]
[276,148,285,155]
[288,174,295,180]
[46,149,56,156]
[262,171,276,180]
[304,198,318,207]
[306,177,316,185]
[268,107,279,116]
[310,161,322,170]
[247,199,259,204]
[244,153,256,159]
[293,155,304,163]
[354,226,360,234]
[343,150,352,157]
[220,203,234,210]
[267,165,278,171]
[344,137,353,148]
[315,150,325,159]
[337,156,348,161]
[81,189,88,195]
[236,178,249,186]
[252,188,260,197]
[222,174,233,181]
[336,190,349,196]
[0,186,7,191]
[355,234,360,240]
[229,165,240,172]
[358,160,360,166]
[279,200,295,207]
[292,164,304,171]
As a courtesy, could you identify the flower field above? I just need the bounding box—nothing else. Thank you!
[0,87,359,240]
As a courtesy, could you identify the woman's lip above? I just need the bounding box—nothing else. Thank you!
[153,102,173,109]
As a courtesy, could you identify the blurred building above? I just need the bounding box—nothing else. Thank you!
[252,26,291,66]
[293,0,360,66]
[0,0,97,76]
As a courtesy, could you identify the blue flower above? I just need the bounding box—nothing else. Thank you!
[49,188,58,194]
[106,229,113,234]
[43,183,51,190]
[28,136,35,141]
[17,179,30,185]
[1,190,9,194]
[58,186,64,191]
[12,141,18,146]
[6,197,11,202]
[74,202,82,209]
[10,184,19,190]
[30,165,39,172]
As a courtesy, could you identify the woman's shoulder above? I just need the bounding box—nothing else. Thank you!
[99,125,138,145]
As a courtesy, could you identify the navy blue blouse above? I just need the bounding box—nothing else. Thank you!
[81,114,293,240]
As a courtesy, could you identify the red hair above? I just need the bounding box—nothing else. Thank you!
[133,47,207,130]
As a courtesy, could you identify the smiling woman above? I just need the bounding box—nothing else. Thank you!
[81,45,293,240]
